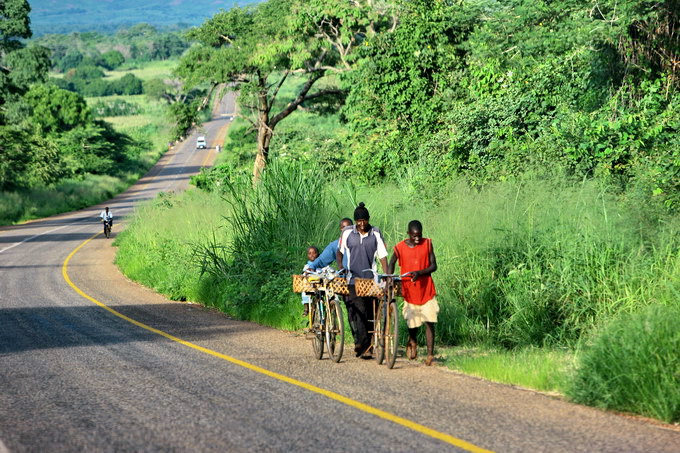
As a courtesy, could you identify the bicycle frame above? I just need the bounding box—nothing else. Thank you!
[364,269,405,369]
[305,269,345,363]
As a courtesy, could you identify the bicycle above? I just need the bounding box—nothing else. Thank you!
[363,270,407,369]
[102,219,113,239]
[304,269,345,363]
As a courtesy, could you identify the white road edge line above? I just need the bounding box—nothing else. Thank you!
[0,438,10,453]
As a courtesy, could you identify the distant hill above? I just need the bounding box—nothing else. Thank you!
[28,0,261,35]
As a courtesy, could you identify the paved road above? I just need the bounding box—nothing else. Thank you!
[1,93,679,452]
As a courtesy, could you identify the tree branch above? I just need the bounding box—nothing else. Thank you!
[269,72,324,129]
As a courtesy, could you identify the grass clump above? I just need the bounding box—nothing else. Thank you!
[195,159,341,330]
[442,347,573,394]
[568,304,680,423]
[115,190,232,301]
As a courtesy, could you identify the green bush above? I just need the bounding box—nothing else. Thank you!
[568,304,680,423]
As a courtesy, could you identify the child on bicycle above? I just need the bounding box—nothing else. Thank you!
[301,246,320,317]
[388,220,438,366]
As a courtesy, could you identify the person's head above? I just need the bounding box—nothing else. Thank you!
[339,217,353,231]
[353,202,370,233]
[105,207,109,212]
[307,246,320,261]
[407,220,423,245]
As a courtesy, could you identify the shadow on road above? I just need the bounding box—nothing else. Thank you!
[0,303,265,355]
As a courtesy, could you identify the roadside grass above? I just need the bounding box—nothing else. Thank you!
[441,347,574,394]
[568,304,680,423]
[115,190,233,302]
[0,175,128,224]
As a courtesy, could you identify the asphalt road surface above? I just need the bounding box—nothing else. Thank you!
[1,93,679,452]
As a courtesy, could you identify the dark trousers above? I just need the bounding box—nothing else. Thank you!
[347,285,375,353]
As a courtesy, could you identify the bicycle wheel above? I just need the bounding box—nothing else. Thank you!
[311,297,324,360]
[104,223,110,239]
[325,297,345,363]
[385,300,399,369]
[373,298,386,365]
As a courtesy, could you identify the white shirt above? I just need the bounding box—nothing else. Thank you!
[100,210,113,221]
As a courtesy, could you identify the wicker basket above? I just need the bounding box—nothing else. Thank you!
[354,278,384,297]
[292,274,315,293]
[329,278,349,295]
[353,278,402,298]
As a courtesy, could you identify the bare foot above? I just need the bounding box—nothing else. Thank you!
[425,355,435,366]
[406,340,417,360]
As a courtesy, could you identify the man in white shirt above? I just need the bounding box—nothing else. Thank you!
[100,207,113,235]
[336,202,389,358]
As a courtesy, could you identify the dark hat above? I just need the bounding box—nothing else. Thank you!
[354,202,370,221]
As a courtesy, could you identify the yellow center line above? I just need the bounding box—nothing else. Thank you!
[62,233,493,453]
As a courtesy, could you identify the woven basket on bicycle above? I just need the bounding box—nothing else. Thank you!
[354,278,384,298]
[354,278,403,298]
[329,278,349,295]
[292,274,315,293]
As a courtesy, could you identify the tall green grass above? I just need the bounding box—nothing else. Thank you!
[350,179,679,348]
[0,175,128,224]
[195,159,341,329]
[568,304,680,423]
[115,190,233,301]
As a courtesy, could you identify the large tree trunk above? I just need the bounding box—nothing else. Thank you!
[253,119,272,182]
[251,71,325,182]
[253,82,271,183]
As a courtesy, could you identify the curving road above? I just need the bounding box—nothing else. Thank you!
[1,93,679,452]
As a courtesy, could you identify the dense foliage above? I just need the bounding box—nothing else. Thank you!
[569,304,680,423]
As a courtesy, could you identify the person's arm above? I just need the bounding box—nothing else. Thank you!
[375,230,389,274]
[336,250,345,271]
[379,256,389,274]
[337,231,348,272]
[410,239,438,281]
[309,241,337,270]
[387,247,398,274]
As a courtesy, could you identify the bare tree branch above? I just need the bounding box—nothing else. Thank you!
[269,72,324,129]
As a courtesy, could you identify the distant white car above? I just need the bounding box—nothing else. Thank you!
[196,136,207,149]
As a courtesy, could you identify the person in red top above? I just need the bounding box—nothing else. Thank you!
[388,220,439,366]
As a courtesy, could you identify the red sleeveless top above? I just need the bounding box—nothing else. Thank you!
[394,238,436,305]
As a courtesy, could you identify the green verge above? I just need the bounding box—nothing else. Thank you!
[441,347,573,394]
[568,304,680,423]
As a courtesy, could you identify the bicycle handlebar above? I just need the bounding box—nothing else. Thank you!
[361,269,410,281]
[303,268,346,280]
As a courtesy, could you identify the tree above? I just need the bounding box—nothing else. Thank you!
[100,50,125,70]
[113,73,143,95]
[0,0,32,123]
[24,84,90,134]
[0,0,30,54]
[177,0,383,181]
[4,44,51,90]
